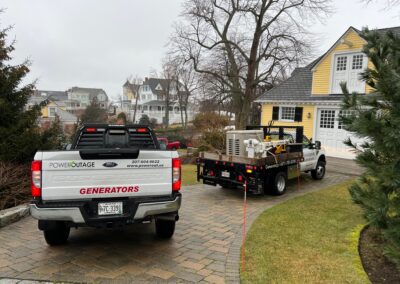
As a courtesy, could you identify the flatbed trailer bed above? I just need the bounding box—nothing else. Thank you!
[197,150,304,195]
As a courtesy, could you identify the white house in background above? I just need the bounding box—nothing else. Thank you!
[66,87,109,109]
[121,77,197,124]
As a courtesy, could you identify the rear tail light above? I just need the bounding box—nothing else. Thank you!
[31,160,42,197]
[172,158,181,191]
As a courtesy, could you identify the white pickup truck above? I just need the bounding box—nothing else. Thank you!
[30,124,181,245]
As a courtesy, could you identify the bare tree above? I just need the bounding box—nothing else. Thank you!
[125,76,142,123]
[171,0,331,129]
[160,61,174,128]
[164,56,200,128]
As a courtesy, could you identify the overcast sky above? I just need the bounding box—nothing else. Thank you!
[1,0,399,100]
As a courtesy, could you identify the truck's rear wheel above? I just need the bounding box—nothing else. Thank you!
[43,222,70,246]
[270,172,287,195]
[155,219,175,239]
[311,161,326,180]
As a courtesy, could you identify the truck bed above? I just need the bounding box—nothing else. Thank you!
[199,151,303,167]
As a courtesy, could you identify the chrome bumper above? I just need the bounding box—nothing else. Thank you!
[29,196,182,223]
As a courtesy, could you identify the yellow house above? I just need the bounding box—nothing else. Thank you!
[40,101,66,118]
[257,26,399,159]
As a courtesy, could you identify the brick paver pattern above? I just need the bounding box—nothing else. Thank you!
[0,172,350,283]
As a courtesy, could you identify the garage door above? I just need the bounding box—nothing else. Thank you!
[315,109,361,159]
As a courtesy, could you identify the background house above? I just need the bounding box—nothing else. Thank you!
[257,26,400,159]
[28,87,110,133]
[27,90,79,134]
[66,87,109,109]
[121,77,197,125]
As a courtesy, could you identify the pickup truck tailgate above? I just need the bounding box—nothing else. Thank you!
[39,151,175,201]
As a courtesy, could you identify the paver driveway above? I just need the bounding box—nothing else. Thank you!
[0,172,351,283]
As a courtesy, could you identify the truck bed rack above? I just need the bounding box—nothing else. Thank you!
[199,150,303,167]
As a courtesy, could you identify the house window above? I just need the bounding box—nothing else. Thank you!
[49,107,56,117]
[158,106,161,111]
[336,56,347,71]
[280,107,295,121]
[338,110,354,129]
[143,106,148,111]
[320,110,335,129]
[352,54,363,70]
[169,106,173,112]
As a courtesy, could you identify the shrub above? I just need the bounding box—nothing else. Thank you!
[341,29,400,267]
[193,112,228,151]
[0,162,30,210]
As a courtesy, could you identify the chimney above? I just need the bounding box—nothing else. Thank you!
[145,77,148,82]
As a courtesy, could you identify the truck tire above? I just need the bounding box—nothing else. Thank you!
[43,222,70,246]
[270,171,287,195]
[311,161,326,180]
[155,219,175,239]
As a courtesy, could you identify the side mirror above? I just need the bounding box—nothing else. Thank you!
[315,141,321,150]
[65,144,72,150]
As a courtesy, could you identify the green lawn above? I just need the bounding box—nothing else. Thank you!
[241,180,369,283]
[181,164,199,186]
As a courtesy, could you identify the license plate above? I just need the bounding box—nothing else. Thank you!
[221,171,230,178]
[98,202,123,216]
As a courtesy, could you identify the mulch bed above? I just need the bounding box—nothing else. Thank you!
[359,226,400,283]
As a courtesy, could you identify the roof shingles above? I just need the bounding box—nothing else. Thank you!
[257,26,399,103]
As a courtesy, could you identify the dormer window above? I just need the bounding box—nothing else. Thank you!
[352,55,364,70]
[331,52,366,94]
[155,84,163,91]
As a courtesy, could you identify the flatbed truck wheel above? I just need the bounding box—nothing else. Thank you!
[43,221,70,246]
[270,171,287,195]
[311,161,326,180]
[155,219,176,239]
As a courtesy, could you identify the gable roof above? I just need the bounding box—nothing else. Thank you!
[144,78,188,96]
[32,90,68,101]
[312,26,400,71]
[67,87,108,101]
[258,26,400,102]
[256,64,313,102]
[55,108,78,122]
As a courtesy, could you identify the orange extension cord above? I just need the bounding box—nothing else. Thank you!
[241,180,247,272]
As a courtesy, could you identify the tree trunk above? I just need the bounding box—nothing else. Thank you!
[132,93,139,123]
[180,106,185,128]
[184,108,188,128]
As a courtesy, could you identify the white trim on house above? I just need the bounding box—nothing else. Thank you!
[259,100,342,106]
[278,106,296,122]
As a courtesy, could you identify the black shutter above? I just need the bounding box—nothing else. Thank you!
[294,107,303,122]
[272,106,279,120]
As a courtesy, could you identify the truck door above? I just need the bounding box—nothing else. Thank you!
[301,136,316,171]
